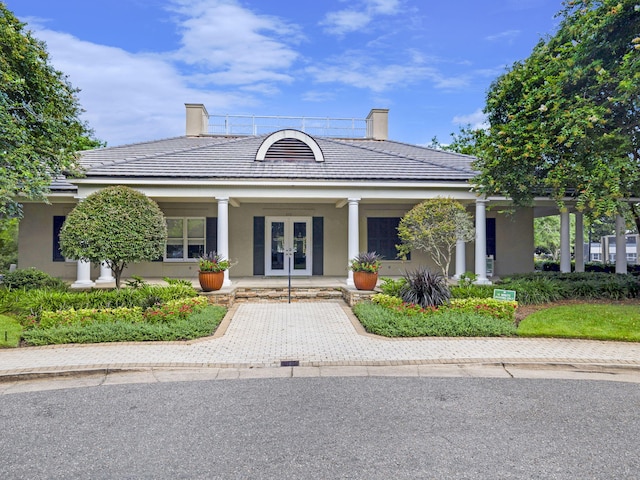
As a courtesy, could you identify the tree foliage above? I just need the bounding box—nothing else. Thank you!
[474,0,640,226]
[397,198,475,277]
[0,3,101,218]
[60,186,167,288]
[0,218,18,272]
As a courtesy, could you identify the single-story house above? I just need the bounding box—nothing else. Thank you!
[20,104,608,287]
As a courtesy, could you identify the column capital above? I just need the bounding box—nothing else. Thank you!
[216,197,229,203]
[347,198,361,204]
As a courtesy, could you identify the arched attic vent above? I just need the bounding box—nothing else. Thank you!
[255,129,324,162]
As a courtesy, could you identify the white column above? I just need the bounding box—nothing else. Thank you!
[474,198,490,284]
[615,214,627,274]
[217,197,231,286]
[72,260,94,288]
[95,262,115,284]
[347,198,360,286]
[453,238,466,280]
[560,210,571,273]
[574,212,585,273]
[71,195,95,289]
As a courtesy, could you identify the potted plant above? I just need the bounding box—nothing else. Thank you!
[349,251,382,290]
[198,251,230,292]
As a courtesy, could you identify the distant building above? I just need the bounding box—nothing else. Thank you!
[588,234,638,265]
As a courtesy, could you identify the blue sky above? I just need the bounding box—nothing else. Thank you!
[10,0,562,147]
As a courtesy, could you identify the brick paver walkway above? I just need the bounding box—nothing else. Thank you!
[1,302,640,376]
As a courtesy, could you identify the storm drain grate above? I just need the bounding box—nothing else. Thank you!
[280,360,300,367]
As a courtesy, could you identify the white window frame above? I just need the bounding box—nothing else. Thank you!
[164,217,206,262]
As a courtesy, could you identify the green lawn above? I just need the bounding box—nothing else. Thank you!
[0,314,22,348]
[517,304,640,341]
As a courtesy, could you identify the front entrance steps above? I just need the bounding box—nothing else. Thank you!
[198,277,378,307]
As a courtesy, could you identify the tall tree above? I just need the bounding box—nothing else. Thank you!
[473,0,640,226]
[0,3,101,218]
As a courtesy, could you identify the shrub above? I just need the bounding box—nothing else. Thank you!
[446,298,517,323]
[38,307,143,329]
[60,185,167,288]
[378,277,406,297]
[22,304,226,345]
[450,284,495,299]
[500,276,565,304]
[353,302,516,337]
[400,268,450,308]
[27,296,208,330]
[499,272,640,302]
[142,297,208,324]
[1,268,67,291]
[371,293,404,309]
[9,284,197,321]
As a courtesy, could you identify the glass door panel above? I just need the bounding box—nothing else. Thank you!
[265,217,312,276]
[270,221,285,271]
[293,221,307,271]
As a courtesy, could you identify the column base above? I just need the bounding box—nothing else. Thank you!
[71,280,95,289]
[474,277,492,285]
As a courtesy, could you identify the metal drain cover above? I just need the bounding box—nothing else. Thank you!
[280,360,300,367]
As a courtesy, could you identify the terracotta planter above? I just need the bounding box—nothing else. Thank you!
[198,271,224,292]
[353,271,378,291]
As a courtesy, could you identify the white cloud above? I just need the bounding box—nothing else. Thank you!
[320,0,402,35]
[452,109,488,130]
[320,10,372,35]
[307,50,469,92]
[32,27,250,146]
[485,29,520,43]
[301,90,337,102]
[369,0,401,15]
[23,0,305,146]
[169,0,302,86]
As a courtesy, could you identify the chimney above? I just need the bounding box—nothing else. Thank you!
[366,108,389,140]
[185,103,209,136]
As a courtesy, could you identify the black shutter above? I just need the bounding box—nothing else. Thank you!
[206,217,218,254]
[253,216,265,275]
[53,216,65,262]
[312,217,323,275]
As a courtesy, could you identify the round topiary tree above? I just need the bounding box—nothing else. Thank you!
[397,197,475,277]
[60,186,167,288]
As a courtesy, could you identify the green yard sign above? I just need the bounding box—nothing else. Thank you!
[493,289,516,301]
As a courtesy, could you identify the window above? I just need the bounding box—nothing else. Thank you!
[53,216,66,262]
[626,253,637,263]
[165,218,205,260]
[486,218,496,259]
[627,236,637,244]
[591,253,601,262]
[367,218,405,260]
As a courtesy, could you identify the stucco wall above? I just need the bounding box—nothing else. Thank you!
[18,200,534,282]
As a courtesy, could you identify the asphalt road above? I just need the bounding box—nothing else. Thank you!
[1,377,638,479]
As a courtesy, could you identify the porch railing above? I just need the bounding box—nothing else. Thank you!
[207,114,369,138]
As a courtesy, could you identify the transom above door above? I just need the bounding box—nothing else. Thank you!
[265,217,312,276]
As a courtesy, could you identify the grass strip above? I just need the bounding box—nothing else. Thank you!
[517,304,640,341]
[0,314,22,348]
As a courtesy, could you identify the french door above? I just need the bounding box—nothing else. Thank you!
[265,217,312,276]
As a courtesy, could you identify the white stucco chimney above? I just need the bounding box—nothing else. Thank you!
[366,108,389,140]
[185,103,209,136]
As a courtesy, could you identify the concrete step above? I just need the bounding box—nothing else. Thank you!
[233,287,344,302]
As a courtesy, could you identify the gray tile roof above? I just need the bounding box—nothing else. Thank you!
[54,134,477,190]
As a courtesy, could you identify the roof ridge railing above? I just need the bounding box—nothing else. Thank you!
[207,114,369,138]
